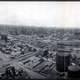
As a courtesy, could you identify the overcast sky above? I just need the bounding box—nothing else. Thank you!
[0,2,80,28]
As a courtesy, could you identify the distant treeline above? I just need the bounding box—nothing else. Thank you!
[0,25,79,37]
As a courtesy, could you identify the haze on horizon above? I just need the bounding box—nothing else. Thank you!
[0,2,80,28]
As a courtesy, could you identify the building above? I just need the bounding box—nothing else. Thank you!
[0,33,8,42]
[56,48,71,72]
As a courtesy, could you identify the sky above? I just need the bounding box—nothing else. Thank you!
[0,2,80,28]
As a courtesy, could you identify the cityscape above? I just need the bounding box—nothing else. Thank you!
[0,25,79,80]
[0,1,80,80]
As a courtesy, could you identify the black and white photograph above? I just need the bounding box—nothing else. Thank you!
[0,1,80,80]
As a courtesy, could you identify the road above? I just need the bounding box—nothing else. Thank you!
[12,62,46,79]
[0,40,55,79]
[0,49,39,74]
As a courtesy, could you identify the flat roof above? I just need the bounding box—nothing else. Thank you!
[68,65,80,71]
[57,48,71,52]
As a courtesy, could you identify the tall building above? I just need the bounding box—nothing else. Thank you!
[56,48,71,72]
[1,33,8,42]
